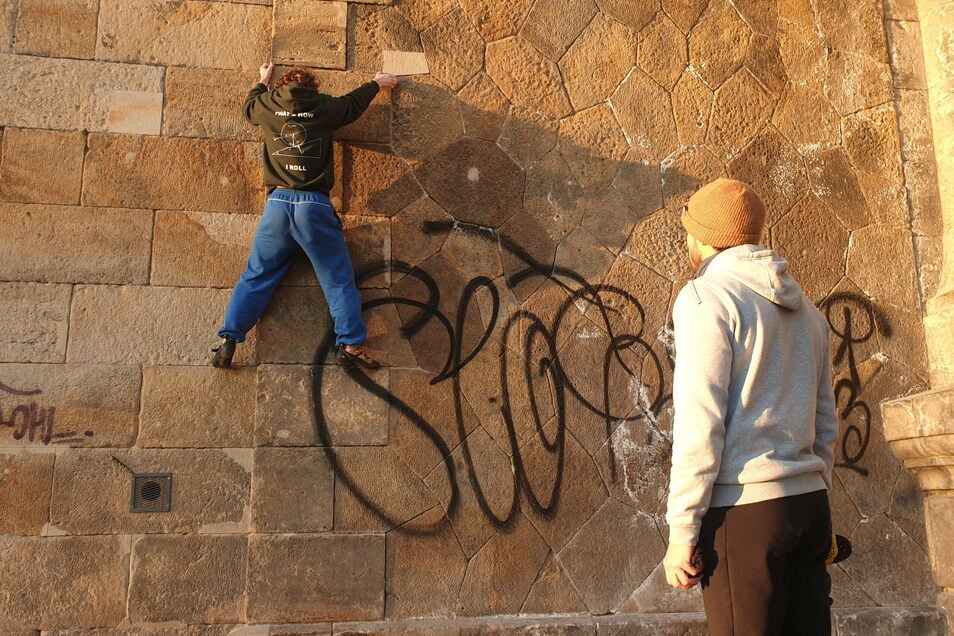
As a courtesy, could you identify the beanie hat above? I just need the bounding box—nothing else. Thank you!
[680,178,766,248]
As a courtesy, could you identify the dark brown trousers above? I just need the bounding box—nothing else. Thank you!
[698,489,832,636]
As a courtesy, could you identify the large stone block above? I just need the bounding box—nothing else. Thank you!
[520,0,597,62]
[611,70,678,162]
[341,144,423,217]
[252,447,334,532]
[14,0,98,58]
[638,13,688,91]
[319,366,389,445]
[0,54,164,132]
[772,194,848,302]
[708,68,776,159]
[772,82,841,154]
[273,0,347,70]
[128,535,247,624]
[689,0,751,89]
[151,210,256,288]
[314,70,393,143]
[0,128,85,204]
[255,286,332,364]
[421,9,484,91]
[164,67,259,140]
[0,282,70,363]
[459,0,533,42]
[727,126,808,223]
[247,534,385,622]
[0,536,126,631]
[140,366,256,448]
[522,554,588,613]
[82,134,265,214]
[67,285,257,366]
[486,37,572,120]
[0,363,140,448]
[459,73,510,142]
[50,448,251,534]
[0,203,152,284]
[559,104,629,196]
[846,224,921,308]
[926,496,954,587]
[255,364,319,446]
[0,0,14,52]
[96,0,270,70]
[0,451,54,534]
[350,6,422,74]
[391,76,463,163]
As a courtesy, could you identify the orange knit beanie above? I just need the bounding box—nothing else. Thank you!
[680,178,766,248]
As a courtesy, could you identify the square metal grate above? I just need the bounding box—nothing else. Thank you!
[130,473,172,513]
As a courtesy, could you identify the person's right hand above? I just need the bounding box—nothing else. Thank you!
[374,73,398,89]
[663,542,703,590]
[259,62,274,87]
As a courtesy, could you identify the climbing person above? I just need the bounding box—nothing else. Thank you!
[662,178,838,635]
[212,62,398,369]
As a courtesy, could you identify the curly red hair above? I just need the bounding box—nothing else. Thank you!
[274,67,318,91]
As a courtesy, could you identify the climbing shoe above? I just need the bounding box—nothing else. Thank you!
[212,337,237,368]
[336,344,381,370]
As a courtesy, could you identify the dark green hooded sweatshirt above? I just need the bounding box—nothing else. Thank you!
[243,80,380,193]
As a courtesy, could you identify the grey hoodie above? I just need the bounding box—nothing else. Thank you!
[665,244,837,547]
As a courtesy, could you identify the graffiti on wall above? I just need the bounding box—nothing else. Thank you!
[0,381,93,445]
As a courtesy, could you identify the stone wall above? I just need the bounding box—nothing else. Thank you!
[0,0,945,632]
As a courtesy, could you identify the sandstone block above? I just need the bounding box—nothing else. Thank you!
[597,0,658,31]
[486,37,572,120]
[394,0,456,32]
[106,89,163,135]
[96,0,270,70]
[520,0,597,61]
[823,50,893,116]
[129,535,247,624]
[382,50,430,76]
[314,71,393,143]
[255,286,332,364]
[806,147,871,230]
[0,363,140,448]
[612,70,678,162]
[0,283,70,363]
[0,1,14,52]
[341,144,423,217]
[0,128,85,204]
[391,76,463,162]
[252,447,334,532]
[151,210,257,288]
[247,534,385,622]
[689,0,751,89]
[842,104,904,179]
[256,364,321,446]
[559,13,636,111]
[624,209,694,281]
[82,134,265,214]
[0,54,163,132]
[522,554,588,613]
[273,0,347,70]
[51,449,250,534]
[421,9,484,90]
[164,67,259,140]
[0,536,126,631]
[497,106,558,171]
[773,194,848,302]
[553,225,615,285]
[0,452,54,534]
[459,73,509,142]
[621,562,703,613]
[459,0,533,41]
[559,104,629,196]
[14,0,98,58]
[638,13,688,90]
[727,126,808,223]
[523,149,586,243]
[615,148,665,220]
[0,203,152,284]
[350,6,422,74]
[772,82,841,154]
[846,224,921,308]
[319,366,389,445]
[582,187,639,255]
[659,145,725,214]
[68,285,257,365]
[833,608,948,636]
[708,68,776,159]
[926,496,954,587]
[390,197,454,270]
[140,366,255,448]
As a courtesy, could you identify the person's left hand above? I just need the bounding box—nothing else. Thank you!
[259,62,275,87]
[664,542,703,590]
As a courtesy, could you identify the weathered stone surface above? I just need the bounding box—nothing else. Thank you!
[247,534,385,622]
[598,0,658,31]
[457,512,551,615]
[671,71,713,145]
[0,452,54,534]
[51,448,250,534]
[823,50,894,116]
[833,607,948,636]
[342,144,423,218]
[0,283,70,363]
[888,21,927,90]
[843,104,904,179]
[639,13,687,90]
[417,137,525,227]
[582,187,639,254]
[320,366,389,445]
[773,195,848,302]
[254,286,331,364]
[459,73,509,142]
[386,507,467,618]
[164,67,258,140]
[806,147,871,231]
[659,145,725,213]
[560,104,629,196]
[777,17,828,83]
[14,0,97,58]
[616,148,665,220]
[351,6,422,74]
[660,0,708,33]
[486,37,572,120]
[151,210,255,288]
[68,285,257,366]
[814,0,888,59]
[0,536,126,630]
[524,149,586,243]
[560,498,664,613]
[926,496,954,587]
[620,562,703,613]
[624,209,693,281]
[0,203,152,285]
[689,0,751,89]
[728,126,808,223]
[252,447,334,532]
[708,68,776,159]
[140,366,255,448]
[458,0,530,41]
[273,0,347,69]
[522,553,588,613]
[255,365,320,447]
[391,197,453,269]
[394,0,455,31]
[612,70,678,162]
[83,134,265,214]
[105,89,163,135]
[498,213,557,300]
[343,214,391,288]
[96,0,270,70]
[441,225,504,280]
[0,0,15,52]
[744,33,787,95]
[0,54,164,132]
[559,13,636,112]
[847,224,921,308]
[128,535,247,624]
[391,77,463,163]
[554,226,615,286]
[0,363,140,448]
[0,128,85,204]
[498,106,559,170]
[521,0,597,61]
[772,82,841,154]
[311,70,393,144]
[422,9,484,90]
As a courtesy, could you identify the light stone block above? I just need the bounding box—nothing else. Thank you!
[0,54,163,132]
[82,133,266,214]
[0,0,15,52]
[0,363,140,448]
[50,448,251,534]
[14,0,98,59]
[251,447,334,532]
[273,0,348,70]
[0,536,126,631]
[105,90,163,135]
[67,285,257,366]
[0,128,85,204]
[140,366,255,448]
[382,50,430,75]
[163,66,259,141]
[0,203,152,284]
[0,452,55,534]
[0,282,70,363]
[96,0,270,70]
[151,210,257,288]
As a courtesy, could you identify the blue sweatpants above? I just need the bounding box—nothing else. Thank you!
[218,188,367,346]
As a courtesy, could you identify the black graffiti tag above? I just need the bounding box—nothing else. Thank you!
[0,381,93,445]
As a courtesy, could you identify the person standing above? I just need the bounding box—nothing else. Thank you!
[662,178,838,635]
[212,63,398,369]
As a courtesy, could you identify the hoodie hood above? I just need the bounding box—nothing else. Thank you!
[698,244,804,310]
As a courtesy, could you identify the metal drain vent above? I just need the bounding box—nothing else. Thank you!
[130,473,172,513]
